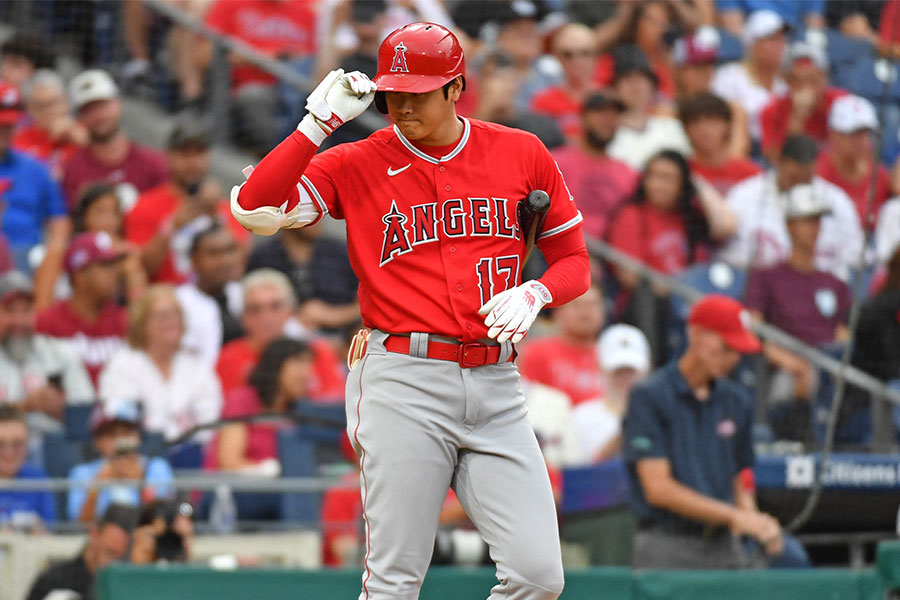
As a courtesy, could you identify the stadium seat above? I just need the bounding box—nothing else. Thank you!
[716,28,743,63]
[832,56,900,104]
[277,427,319,525]
[63,404,95,442]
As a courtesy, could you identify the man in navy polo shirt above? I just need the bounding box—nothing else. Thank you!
[624,294,809,568]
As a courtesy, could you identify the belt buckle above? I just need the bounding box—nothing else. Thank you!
[458,342,488,368]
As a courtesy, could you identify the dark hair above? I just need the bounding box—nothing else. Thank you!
[441,76,466,100]
[189,222,226,256]
[248,338,312,409]
[886,246,900,292]
[98,503,138,532]
[780,134,820,164]
[74,182,119,233]
[677,92,732,127]
[625,150,711,261]
[0,404,25,425]
[1,33,56,70]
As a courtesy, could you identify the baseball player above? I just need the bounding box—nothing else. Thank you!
[231,23,589,600]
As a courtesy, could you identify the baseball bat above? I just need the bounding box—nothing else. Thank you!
[518,189,551,265]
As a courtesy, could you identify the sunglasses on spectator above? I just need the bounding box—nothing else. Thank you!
[244,300,288,315]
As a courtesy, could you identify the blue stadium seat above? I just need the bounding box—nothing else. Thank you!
[278,427,319,525]
[43,432,88,521]
[833,56,900,104]
[717,28,743,63]
[63,404,95,442]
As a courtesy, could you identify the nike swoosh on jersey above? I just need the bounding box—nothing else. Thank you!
[387,164,411,176]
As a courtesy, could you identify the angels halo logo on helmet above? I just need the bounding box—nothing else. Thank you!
[373,22,466,114]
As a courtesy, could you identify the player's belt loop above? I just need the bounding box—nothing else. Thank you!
[409,332,429,358]
[498,340,514,363]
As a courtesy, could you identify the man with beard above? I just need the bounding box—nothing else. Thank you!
[124,117,250,284]
[61,69,168,212]
[0,271,93,460]
[552,92,638,241]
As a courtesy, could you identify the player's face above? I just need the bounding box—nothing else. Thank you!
[685,116,729,156]
[384,80,461,144]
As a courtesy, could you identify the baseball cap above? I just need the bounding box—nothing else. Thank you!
[64,231,124,274]
[0,81,24,125]
[612,45,658,85]
[785,40,829,72]
[672,27,720,67]
[582,91,625,113]
[742,10,789,47]
[687,294,761,353]
[598,324,651,372]
[828,94,878,133]
[782,183,831,219]
[0,271,33,304]
[168,116,211,150]
[90,401,142,435]
[69,69,119,111]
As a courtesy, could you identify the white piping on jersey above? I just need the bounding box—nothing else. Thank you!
[299,175,328,216]
[392,117,471,164]
[538,211,583,240]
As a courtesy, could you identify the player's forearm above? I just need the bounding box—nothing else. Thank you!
[239,124,324,211]
[537,229,590,307]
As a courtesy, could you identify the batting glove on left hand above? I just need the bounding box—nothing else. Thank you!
[305,69,377,134]
[478,280,552,343]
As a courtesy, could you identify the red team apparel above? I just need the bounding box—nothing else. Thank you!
[61,142,169,211]
[35,300,127,389]
[242,118,586,339]
[688,158,762,196]
[607,203,708,275]
[759,87,847,156]
[13,126,80,180]
[815,153,890,230]
[518,337,605,405]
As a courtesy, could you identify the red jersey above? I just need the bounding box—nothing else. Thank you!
[607,203,707,275]
[518,337,604,406]
[124,183,251,284]
[12,125,80,181]
[205,0,316,89]
[815,152,890,230]
[205,385,285,470]
[61,142,169,211]
[552,146,637,241]
[285,118,584,341]
[215,336,346,401]
[35,299,127,389]
[594,52,675,100]
[530,87,583,139]
[759,87,847,156]
[688,158,762,196]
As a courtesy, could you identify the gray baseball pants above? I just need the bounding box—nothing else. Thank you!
[345,330,564,600]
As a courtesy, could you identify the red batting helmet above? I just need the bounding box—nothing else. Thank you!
[373,22,466,114]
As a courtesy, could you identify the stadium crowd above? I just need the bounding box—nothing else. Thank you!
[0,0,899,581]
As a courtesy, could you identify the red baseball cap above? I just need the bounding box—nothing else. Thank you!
[64,232,124,274]
[0,81,24,125]
[687,294,761,353]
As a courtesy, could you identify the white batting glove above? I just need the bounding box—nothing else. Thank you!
[230,165,319,236]
[304,69,377,135]
[478,280,553,344]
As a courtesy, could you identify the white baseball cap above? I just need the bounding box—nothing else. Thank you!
[782,183,831,219]
[597,324,651,373]
[785,40,829,72]
[69,69,119,111]
[742,10,789,47]
[828,94,878,133]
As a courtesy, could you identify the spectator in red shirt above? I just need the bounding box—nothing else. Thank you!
[679,93,763,196]
[530,23,598,140]
[607,150,736,289]
[13,70,87,181]
[61,69,168,212]
[759,41,847,162]
[125,117,249,285]
[552,92,637,241]
[518,284,606,407]
[207,337,312,474]
[216,269,345,402]
[35,232,127,391]
[816,94,892,230]
[199,0,317,154]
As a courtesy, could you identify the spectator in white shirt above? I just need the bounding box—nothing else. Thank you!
[716,134,863,281]
[100,284,221,443]
[875,198,900,266]
[711,10,789,149]
[176,224,243,367]
[607,45,691,169]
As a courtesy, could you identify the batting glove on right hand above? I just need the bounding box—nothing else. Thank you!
[478,280,553,344]
[305,69,377,135]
